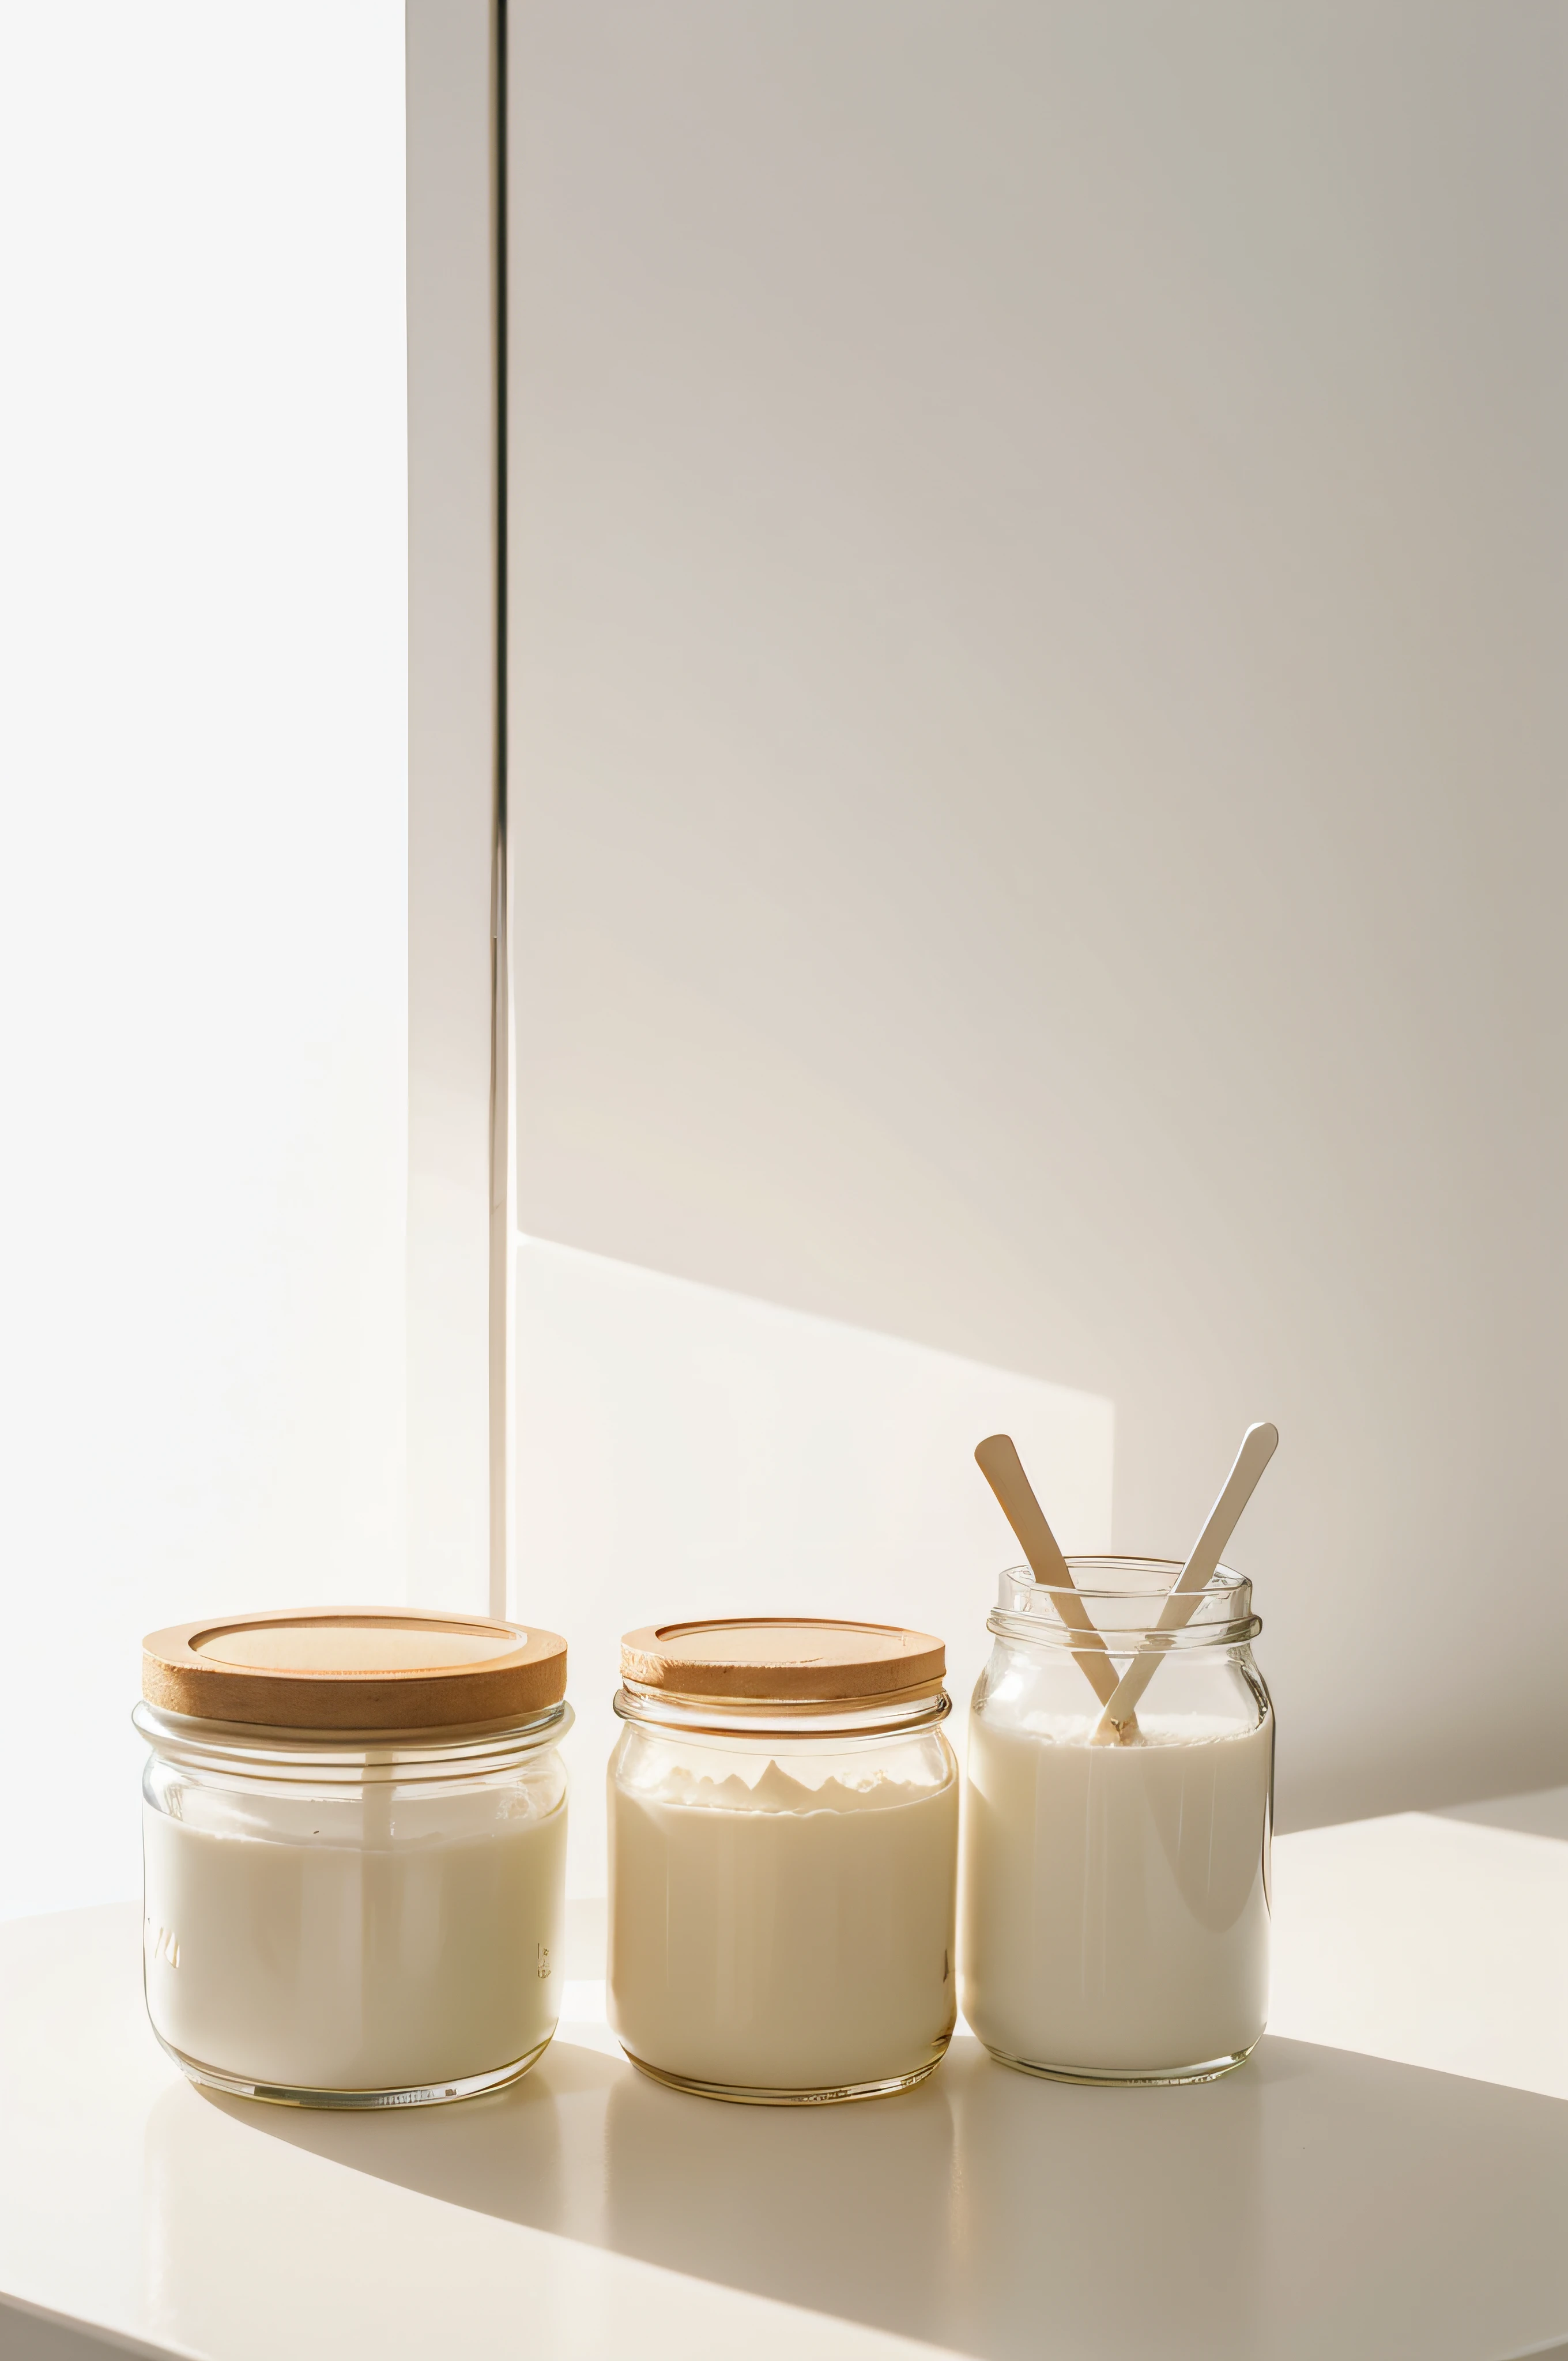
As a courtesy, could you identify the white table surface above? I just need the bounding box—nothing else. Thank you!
[3,1796,1566,2361]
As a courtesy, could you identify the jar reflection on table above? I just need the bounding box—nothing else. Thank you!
[944,2029,1270,2355]
[605,2045,959,2337]
[962,1561,1273,2085]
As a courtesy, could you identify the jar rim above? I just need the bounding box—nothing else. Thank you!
[132,1696,572,1780]
[989,1558,1261,1649]
[613,1683,951,1741]
[1023,1555,1246,1594]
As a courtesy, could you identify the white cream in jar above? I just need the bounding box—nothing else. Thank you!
[137,1608,571,2107]
[962,1562,1273,2084]
[608,1617,959,2103]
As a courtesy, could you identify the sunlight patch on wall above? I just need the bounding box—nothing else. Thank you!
[514,1235,1113,1896]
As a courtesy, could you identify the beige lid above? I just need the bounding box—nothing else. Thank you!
[619,1617,946,1703]
[141,1606,567,1732]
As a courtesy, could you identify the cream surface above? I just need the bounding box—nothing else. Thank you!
[962,1710,1272,2075]
[609,1757,958,2092]
[144,1800,566,2092]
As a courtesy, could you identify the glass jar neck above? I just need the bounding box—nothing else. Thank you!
[131,1698,573,1785]
[988,1558,1261,1655]
[614,1684,951,1741]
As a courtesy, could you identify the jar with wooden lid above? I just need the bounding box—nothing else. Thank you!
[963,1560,1272,2084]
[608,1616,959,2104]
[135,1607,570,2109]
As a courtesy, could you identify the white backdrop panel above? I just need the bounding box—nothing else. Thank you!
[508,1,1567,1826]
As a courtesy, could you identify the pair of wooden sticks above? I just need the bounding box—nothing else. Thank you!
[974,1424,1278,1742]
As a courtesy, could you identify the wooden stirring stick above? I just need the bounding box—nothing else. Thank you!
[1092,1421,1279,1744]
[974,1435,1125,1715]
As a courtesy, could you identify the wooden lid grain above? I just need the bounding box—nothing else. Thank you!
[141,1607,567,1732]
[620,1617,946,1703]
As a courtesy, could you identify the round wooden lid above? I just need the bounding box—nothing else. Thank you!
[141,1606,567,1732]
[619,1617,946,1703]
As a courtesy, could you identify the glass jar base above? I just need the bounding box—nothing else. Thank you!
[154,2029,555,2109]
[621,2038,949,2106]
[981,2038,1257,2088]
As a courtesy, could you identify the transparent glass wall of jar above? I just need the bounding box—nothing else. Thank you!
[961,1560,1272,2085]
[608,1617,959,2104]
[137,1706,570,2107]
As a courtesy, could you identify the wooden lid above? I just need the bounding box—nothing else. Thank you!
[141,1607,567,1732]
[619,1617,946,1703]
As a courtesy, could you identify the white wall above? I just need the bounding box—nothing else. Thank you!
[0,2,408,1915]
[507,2,1568,1828]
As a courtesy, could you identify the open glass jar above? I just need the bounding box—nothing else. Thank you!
[608,1617,959,2104]
[135,1607,570,2109]
[962,1560,1272,2085]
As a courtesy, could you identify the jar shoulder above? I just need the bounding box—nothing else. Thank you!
[973,1640,1270,1737]
[142,1748,568,1839]
[609,1718,958,1802]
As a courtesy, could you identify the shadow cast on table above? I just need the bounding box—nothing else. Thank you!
[146,2035,1568,2361]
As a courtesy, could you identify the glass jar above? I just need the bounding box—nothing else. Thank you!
[135,1608,571,2109]
[608,1617,959,2104]
[962,1559,1272,2085]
